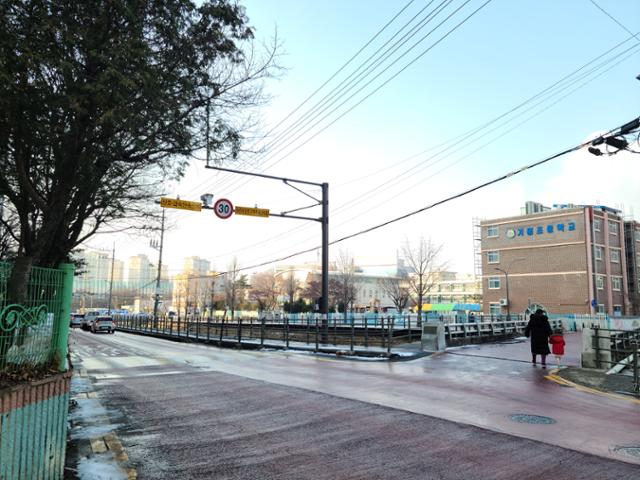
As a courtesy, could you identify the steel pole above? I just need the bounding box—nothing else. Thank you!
[505,271,510,321]
[153,208,165,327]
[321,182,329,343]
[107,243,115,314]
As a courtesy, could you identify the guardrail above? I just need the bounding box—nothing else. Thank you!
[590,327,640,396]
[114,314,561,352]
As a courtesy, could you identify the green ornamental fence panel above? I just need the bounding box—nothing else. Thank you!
[0,262,74,372]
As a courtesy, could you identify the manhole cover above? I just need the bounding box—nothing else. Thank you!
[508,414,556,425]
[614,446,640,459]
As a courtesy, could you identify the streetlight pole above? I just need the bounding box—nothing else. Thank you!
[494,257,525,321]
[494,267,510,320]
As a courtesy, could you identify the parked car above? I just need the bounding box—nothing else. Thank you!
[82,310,106,330]
[91,316,115,334]
[70,313,84,328]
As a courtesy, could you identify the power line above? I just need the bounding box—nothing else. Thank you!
[221,0,493,197]
[184,0,485,201]
[174,0,424,205]
[187,116,639,280]
[206,35,640,266]
[588,0,640,41]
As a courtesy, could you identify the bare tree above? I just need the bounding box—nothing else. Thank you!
[378,275,411,313]
[249,270,278,316]
[224,258,247,321]
[402,237,444,323]
[278,272,299,313]
[334,251,357,321]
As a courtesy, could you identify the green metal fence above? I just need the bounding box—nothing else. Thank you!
[0,262,74,372]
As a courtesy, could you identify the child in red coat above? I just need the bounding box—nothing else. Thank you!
[549,329,565,367]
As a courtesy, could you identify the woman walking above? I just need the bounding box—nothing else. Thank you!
[524,309,552,367]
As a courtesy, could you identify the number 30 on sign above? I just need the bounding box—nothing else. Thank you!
[213,198,233,219]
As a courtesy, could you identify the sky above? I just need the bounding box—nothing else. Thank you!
[86,0,640,278]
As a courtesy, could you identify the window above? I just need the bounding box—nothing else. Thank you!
[488,277,501,289]
[613,305,622,317]
[595,246,603,261]
[489,303,501,315]
[612,277,622,291]
[487,225,499,238]
[636,230,640,242]
[597,304,606,314]
[487,251,500,263]
[596,275,604,290]
[593,218,601,232]
[610,249,620,264]
[609,221,618,235]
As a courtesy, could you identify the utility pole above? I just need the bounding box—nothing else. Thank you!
[152,208,166,327]
[107,243,115,314]
[321,182,329,341]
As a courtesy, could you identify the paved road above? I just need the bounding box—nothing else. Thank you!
[69,330,640,479]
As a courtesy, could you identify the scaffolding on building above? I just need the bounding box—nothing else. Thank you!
[472,217,483,279]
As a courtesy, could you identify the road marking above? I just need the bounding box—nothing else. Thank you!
[545,369,640,405]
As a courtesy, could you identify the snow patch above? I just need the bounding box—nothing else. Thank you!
[77,454,126,480]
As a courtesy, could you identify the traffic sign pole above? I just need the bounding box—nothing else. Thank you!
[204,164,329,339]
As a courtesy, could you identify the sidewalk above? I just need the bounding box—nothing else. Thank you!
[65,355,136,480]
[553,367,640,399]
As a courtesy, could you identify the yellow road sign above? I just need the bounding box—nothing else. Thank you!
[234,206,270,218]
[160,197,202,212]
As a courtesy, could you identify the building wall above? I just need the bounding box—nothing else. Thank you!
[481,206,629,315]
[625,221,640,314]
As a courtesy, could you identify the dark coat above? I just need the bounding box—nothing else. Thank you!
[525,312,552,355]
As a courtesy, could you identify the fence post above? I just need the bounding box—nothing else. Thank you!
[632,343,639,396]
[207,319,210,342]
[237,318,242,346]
[333,316,337,345]
[364,316,369,348]
[408,315,412,343]
[285,316,290,349]
[260,318,265,347]
[55,263,75,371]
[350,315,355,352]
[250,317,253,339]
[315,315,319,351]
[387,316,394,354]
[381,317,386,348]
[594,326,601,369]
[306,316,310,344]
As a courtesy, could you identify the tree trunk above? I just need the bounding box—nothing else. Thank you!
[417,276,423,324]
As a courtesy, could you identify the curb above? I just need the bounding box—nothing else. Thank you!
[72,356,138,479]
[545,368,640,405]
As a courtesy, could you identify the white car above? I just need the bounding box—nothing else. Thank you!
[82,311,105,330]
[91,316,115,334]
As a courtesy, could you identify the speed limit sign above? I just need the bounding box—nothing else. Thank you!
[213,198,234,219]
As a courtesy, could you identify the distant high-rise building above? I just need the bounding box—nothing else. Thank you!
[111,259,124,283]
[127,254,155,291]
[183,256,211,275]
